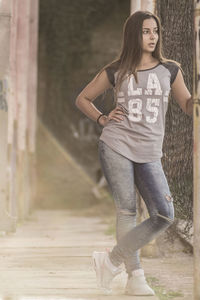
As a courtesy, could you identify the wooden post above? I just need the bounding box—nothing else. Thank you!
[193,1,200,299]
[0,0,16,232]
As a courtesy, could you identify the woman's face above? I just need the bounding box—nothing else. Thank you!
[141,18,159,53]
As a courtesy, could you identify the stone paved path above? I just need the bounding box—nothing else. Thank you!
[0,209,193,300]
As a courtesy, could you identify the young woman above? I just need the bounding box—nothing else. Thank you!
[76,10,192,296]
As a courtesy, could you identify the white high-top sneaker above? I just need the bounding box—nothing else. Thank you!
[125,269,155,296]
[92,251,122,294]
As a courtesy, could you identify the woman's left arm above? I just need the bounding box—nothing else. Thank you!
[171,69,193,116]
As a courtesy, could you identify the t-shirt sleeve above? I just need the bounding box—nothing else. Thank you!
[169,62,180,86]
[105,63,118,87]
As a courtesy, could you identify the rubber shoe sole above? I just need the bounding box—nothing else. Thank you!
[92,251,105,288]
[92,251,117,295]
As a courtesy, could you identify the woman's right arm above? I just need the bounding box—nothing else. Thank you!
[75,70,124,126]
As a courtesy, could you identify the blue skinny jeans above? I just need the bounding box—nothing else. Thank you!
[98,140,174,276]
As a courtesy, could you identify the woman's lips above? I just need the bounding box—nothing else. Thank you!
[148,43,155,47]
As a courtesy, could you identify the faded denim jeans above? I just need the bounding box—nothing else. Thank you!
[98,140,174,276]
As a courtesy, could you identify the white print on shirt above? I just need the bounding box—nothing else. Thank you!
[128,76,142,96]
[164,90,170,102]
[117,72,166,123]
[117,91,125,103]
[146,73,162,96]
[127,72,162,97]
[128,98,160,123]
[145,89,153,95]
[128,99,142,122]
[146,98,160,123]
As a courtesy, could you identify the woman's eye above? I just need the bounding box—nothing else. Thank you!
[142,29,158,34]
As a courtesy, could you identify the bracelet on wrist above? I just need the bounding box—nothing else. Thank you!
[96,113,105,125]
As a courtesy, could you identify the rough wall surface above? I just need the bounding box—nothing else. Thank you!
[38,0,129,178]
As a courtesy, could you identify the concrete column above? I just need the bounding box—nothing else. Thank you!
[8,0,17,146]
[16,0,30,152]
[27,0,39,213]
[16,0,32,220]
[28,0,39,154]
[130,0,141,14]
[15,0,39,218]
[130,0,155,14]
[7,0,18,220]
[7,0,38,222]
[141,0,155,12]
[0,0,16,232]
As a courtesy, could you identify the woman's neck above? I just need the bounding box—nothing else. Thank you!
[137,53,158,69]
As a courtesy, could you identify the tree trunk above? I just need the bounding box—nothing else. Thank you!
[193,1,200,298]
[156,0,193,238]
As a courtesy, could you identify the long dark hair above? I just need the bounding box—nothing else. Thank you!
[101,10,181,90]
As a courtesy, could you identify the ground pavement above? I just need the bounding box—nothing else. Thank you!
[0,209,193,300]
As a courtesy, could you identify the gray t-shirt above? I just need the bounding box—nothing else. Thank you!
[99,61,179,163]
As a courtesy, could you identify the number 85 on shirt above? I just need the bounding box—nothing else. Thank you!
[128,98,160,124]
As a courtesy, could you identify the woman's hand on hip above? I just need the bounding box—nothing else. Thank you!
[100,106,125,126]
